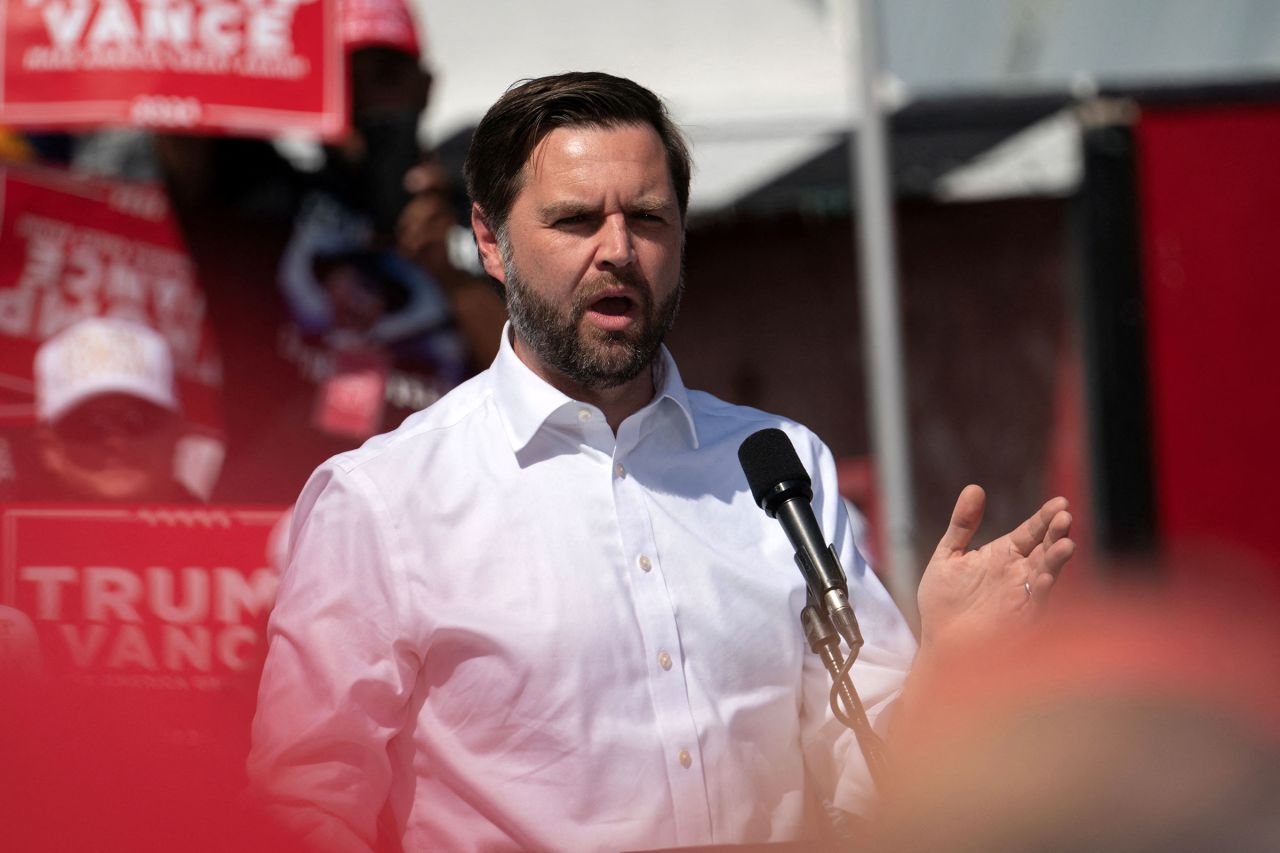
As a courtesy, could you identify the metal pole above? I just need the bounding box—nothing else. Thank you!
[846,0,919,624]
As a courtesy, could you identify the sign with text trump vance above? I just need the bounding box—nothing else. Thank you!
[0,0,344,138]
[0,504,284,692]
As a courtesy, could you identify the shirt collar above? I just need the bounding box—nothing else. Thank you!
[650,342,700,450]
[490,323,700,453]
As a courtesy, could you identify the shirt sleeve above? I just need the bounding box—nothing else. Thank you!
[247,461,421,851]
[795,433,918,816]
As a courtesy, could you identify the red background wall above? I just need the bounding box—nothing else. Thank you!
[1137,104,1280,572]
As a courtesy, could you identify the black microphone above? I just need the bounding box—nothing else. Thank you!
[738,428,865,653]
[739,428,889,786]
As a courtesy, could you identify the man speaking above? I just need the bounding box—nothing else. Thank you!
[248,72,1074,851]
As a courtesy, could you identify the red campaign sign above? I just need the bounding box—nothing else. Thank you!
[0,504,291,848]
[0,0,345,139]
[1,504,286,687]
[0,162,223,436]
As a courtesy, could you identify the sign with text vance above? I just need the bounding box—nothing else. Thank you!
[0,0,344,138]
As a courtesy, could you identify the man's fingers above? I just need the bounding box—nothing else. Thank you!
[1027,537,1074,605]
[935,484,986,555]
[1044,510,1072,551]
[1009,496,1070,557]
[1030,569,1057,601]
[1043,535,1075,578]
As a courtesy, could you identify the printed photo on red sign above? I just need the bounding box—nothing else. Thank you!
[0,0,344,138]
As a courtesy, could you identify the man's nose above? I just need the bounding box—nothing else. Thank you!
[596,214,636,269]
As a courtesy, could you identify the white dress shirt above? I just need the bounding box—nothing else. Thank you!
[249,328,917,852]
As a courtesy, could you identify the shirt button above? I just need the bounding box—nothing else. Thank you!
[638,555,652,572]
[615,462,626,478]
[657,650,672,670]
[678,749,692,769]
[577,408,592,423]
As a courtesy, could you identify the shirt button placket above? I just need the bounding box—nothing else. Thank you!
[611,448,712,843]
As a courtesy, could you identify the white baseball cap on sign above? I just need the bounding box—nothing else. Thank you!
[34,317,180,425]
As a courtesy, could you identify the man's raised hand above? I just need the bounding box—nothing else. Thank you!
[916,485,1074,649]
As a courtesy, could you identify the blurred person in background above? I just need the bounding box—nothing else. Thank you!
[312,0,505,369]
[272,0,503,380]
[23,316,197,503]
[19,0,502,501]
[398,157,509,365]
[145,0,504,501]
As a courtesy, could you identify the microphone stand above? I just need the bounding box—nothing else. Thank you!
[736,430,893,790]
[801,593,889,788]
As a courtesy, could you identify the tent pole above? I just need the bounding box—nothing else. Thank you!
[846,0,919,625]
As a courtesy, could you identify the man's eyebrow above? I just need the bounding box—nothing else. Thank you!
[539,200,596,220]
[627,196,675,214]
[539,196,676,221]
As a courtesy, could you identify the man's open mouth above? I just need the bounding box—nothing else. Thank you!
[591,295,633,316]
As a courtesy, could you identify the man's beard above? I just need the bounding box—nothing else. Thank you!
[501,242,684,391]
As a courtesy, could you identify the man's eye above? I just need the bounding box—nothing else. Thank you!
[555,214,589,226]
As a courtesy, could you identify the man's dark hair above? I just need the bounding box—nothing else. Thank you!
[464,72,691,239]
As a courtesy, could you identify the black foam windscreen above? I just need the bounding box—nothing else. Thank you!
[738,428,811,507]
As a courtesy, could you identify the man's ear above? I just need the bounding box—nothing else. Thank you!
[471,204,507,284]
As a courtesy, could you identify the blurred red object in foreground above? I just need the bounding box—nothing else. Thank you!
[868,565,1280,853]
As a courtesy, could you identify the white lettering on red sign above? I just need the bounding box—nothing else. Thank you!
[18,564,277,672]
[0,213,221,386]
[22,1,315,80]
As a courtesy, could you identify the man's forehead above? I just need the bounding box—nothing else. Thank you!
[519,123,675,198]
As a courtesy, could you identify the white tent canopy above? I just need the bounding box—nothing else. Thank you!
[411,0,896,215]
